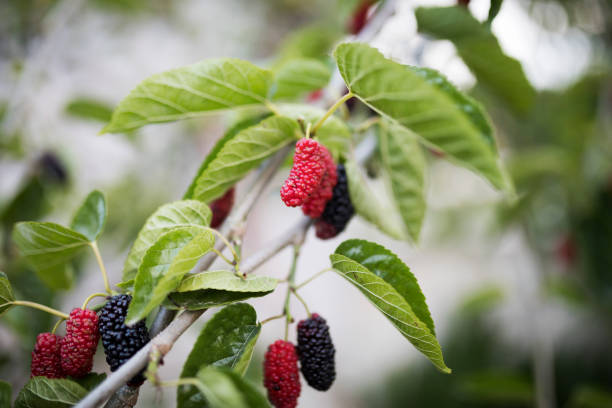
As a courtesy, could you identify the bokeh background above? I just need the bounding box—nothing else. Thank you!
[1,0,611,407]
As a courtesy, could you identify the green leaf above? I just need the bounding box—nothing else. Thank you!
[378,121,426,242]
[0,272,15,317]
[70,190,107,241]
[277,104,351,161]
[487,0,503,26]
[122,200,212,283]
[102,59,273,133]
[345,160,407,240]
[0,380,10,408]
[415,6,535,115]
[183,114,271,200]
[165,289,273,311]
[126,228,215,325]
[69,373,107,391]
[193,366,270,408]
[277,25,341,62]
[177,270,278,293]
[12,222,90,289]
[192,116,300,203]
[14,377,88,408]
[178,303,261,408]
[334,42,508,191]
[330,240,449,373]
[65,98,113,123]
[271,58,331,100]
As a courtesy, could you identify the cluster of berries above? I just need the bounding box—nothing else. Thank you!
[281,139,354,239]
[263,314,336,408]
[30,295,150,386]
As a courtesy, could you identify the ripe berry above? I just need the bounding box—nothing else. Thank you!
[60,308,99,377]
[263,340,301,408]
[297,314,336,391]
[302,147,337,219]
[31,332,64,378]
[98,294,150,386]
[316,164,354,239]
[281,139,327,207]
[210,187,235,228]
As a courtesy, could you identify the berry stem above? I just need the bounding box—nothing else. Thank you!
[10,300,69,319]
[311,92,354,136]
[157,377,201,388]
[283,244,300,341]
[294,268,333,290]
[260,313,286,325]
[82,292,108,310]
[90,241,112,295]
[51,317,65,334]
[211,248,234,267]
[264,100,282,116]
[354,116,380,133]
[204,227,240,269]
[291,287,311,317]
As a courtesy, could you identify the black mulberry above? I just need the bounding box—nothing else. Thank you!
[315,164,354,239]
[296,313,336,391]
[98,294,150,386]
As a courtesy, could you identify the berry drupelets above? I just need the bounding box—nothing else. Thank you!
[98,294,150,386]
[264,340,301,408]
[210,187,235,229]
[301,147,337,219]
[281,139,327,207]
[296,314,336,391]
[315,164,354,239]
[60,308,99,377]
[31,332,63,378]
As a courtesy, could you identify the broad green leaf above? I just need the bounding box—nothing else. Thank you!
[415,6,535,114]
[334,42,508,191]
[271,58,331,100]
[335,239,436,335]
[12,222,89,289]
[65,98,113,123]
[70,373,107,391]
[122,200,212,282]
[177,270,277,293]
[178,303,261,408]
[345,160,407,240]
[193,116,300,203]
[277,104,351,161]
[0,272,15,317]
[103,59,272,133]
[70,190,107,241]
[14,377,88,408]
[165,289,273,311]
[330,242,450,373]
[126,228,215,325]
[378,121,426,242]
[0,380,10,408]
[183,114,271,199]
[194,366,270,408]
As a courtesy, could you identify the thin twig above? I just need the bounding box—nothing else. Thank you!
[90,242,112,295]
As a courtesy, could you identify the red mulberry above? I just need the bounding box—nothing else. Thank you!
[302,147,337,219]
[280,139,327,207]
[60,308,99,377]
[210,187,235,228]
[31,332,63,378]
[264,340,301,408]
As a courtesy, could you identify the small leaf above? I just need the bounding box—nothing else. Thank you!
[415,6,534,115]
[103,59,273,133]
[192,116,300,203]
[65,98,113,123]
[487,0,504,26]
[0,272,15,317]
[330,240,450,373]
[165,289,273,311]
[14,377,88,408]
[277,104,351,161]
[378,121,426,242]
[334,42,508,191]
[122,200,212,282]
[126,228,215,325]
[193,366,270,408]
[177,270,277,293]
[271,58,331,100]
[344,160,407,240]
[12,222,89,289]
[0,380,10,408]
[178,303,261,408]
[70,190,107,241]
[183,114,271,200]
